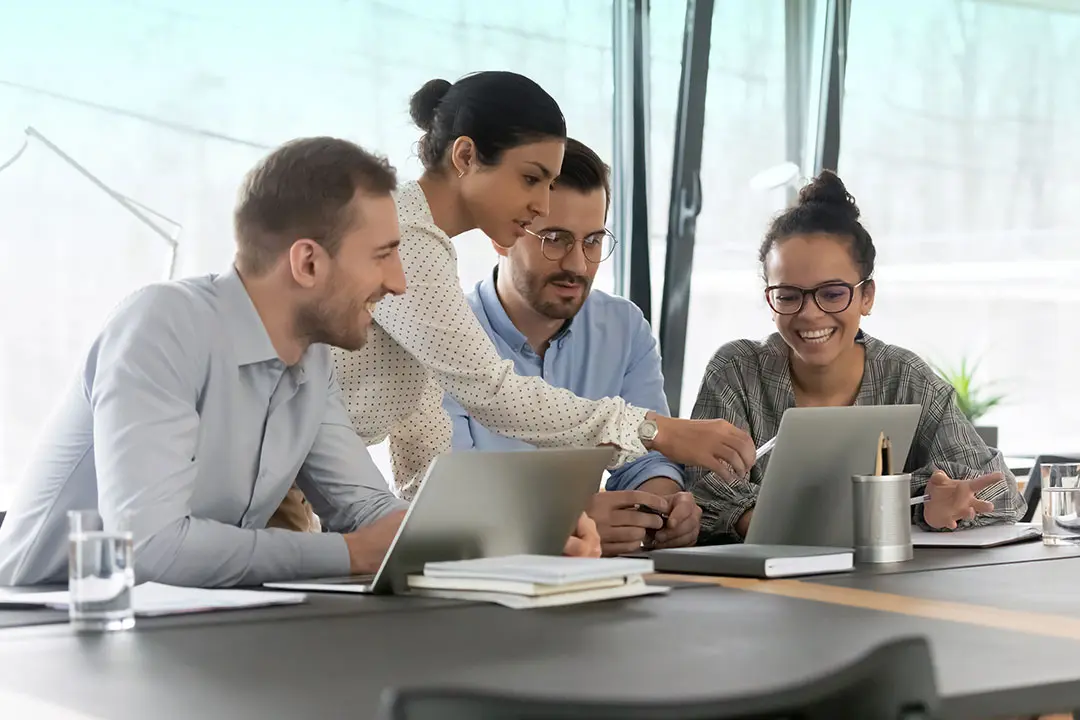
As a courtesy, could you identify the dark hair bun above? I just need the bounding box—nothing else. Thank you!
[409,79,452,132]
[797,169,860,222]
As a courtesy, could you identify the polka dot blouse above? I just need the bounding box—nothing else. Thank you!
[332,180,649,500]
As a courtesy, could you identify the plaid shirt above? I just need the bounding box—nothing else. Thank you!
[687,331,1026,542]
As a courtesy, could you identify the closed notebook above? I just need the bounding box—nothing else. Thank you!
[406,574,628,597]
[406,576,670,609]
[407,555,665,609]
[651,544,853,578]
[419,555,654,586]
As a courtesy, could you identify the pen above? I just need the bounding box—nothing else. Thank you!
[755,437,777,460]
[909,494,930,506]
[632,503,669,521]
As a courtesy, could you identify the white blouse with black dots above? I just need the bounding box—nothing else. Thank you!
[331,180,649,500]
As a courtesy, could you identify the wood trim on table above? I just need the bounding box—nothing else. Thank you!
[649,573,1080,642]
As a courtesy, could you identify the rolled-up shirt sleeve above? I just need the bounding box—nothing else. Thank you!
[686,350,760,541]
[90,288,365,588]
[605,312,684,491]
[907,381,1026,530]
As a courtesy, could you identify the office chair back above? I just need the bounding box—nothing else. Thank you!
[1021,454,1080,522]
[378,635,939,720]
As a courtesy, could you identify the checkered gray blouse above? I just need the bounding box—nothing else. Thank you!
[687,332,1026,542]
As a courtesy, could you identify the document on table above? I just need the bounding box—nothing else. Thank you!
[910,522,1041,548]
[0,689,106,719]
[0,582,307,616]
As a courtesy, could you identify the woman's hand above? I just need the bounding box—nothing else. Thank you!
[923,470,1002,529]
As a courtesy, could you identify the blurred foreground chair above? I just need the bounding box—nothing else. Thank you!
[378,635,939,720]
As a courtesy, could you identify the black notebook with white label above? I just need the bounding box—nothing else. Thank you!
[651,544,854,578]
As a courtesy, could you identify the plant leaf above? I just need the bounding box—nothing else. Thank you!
[931,353,1006,424]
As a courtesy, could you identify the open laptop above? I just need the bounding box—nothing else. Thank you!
[745,405,922,549]
[264,446,615,595]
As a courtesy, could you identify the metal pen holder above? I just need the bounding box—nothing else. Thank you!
[851,473,914,564]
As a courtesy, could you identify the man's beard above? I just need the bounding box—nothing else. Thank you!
[514,267,591,320]
[296,287,369,352]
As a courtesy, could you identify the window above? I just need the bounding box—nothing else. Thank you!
[0,0,616,499]
[840,0,1080,453]
[649,0,788,415]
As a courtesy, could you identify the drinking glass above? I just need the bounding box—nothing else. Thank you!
[1040,464,1080,546]
[67,509,135,631]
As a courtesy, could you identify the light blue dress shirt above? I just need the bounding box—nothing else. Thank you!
[444,269,684,491]
[0,267,406,587]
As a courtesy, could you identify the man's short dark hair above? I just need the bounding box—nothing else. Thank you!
[554,138,611,215]
[234,137,397,275]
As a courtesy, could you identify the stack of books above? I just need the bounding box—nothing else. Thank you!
[405,555,668,609]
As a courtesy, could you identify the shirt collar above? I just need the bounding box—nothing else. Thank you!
[215,265,281,367]
[478,268,531,354]
[479,268,578,355]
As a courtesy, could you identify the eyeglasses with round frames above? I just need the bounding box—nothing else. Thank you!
[764,278,873,315]
[523,227,618,264]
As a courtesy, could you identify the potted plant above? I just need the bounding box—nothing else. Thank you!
[931,356,1006,448]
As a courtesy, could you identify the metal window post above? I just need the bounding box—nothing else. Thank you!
[803,0,851,176]
[657,0,714,416]
[611,0,653,319]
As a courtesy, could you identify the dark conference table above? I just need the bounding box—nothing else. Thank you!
[2,548,1080,720]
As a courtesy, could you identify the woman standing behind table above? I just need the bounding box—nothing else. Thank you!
[331,71,755,500]
[687,170,1025,543]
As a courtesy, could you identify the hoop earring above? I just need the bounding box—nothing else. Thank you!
[457,168,465,179]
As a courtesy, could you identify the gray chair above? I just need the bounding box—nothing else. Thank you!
[1020,454,1080,523]
[378,636,940,720]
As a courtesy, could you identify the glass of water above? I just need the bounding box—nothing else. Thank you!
[67,509,135,631]
[1041,464,1080,546]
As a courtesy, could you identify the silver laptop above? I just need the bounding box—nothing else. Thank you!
[265,446,614,595]
[745,405,922,548]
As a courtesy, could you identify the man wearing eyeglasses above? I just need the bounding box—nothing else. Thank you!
[442,139,700,556]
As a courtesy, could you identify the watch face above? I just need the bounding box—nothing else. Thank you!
[640,419,658,440]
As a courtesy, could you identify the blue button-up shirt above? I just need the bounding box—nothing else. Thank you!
[444,269,684,491]
[0,267,405,587]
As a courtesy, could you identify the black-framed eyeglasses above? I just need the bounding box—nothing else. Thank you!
[764,278,872,315]
[523,227,618,264]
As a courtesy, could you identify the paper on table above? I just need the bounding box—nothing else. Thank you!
[0,582,307,616]
[0,689,105,719]
[910,522,1041,548]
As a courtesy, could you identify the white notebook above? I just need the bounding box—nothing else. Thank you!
[407,574,628,597]
[910,522,1042,548]
[406,555,663,609]
[407,575,668,609]
[420,554,655,585]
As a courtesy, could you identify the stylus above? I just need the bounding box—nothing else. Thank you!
[755,437,777,460]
